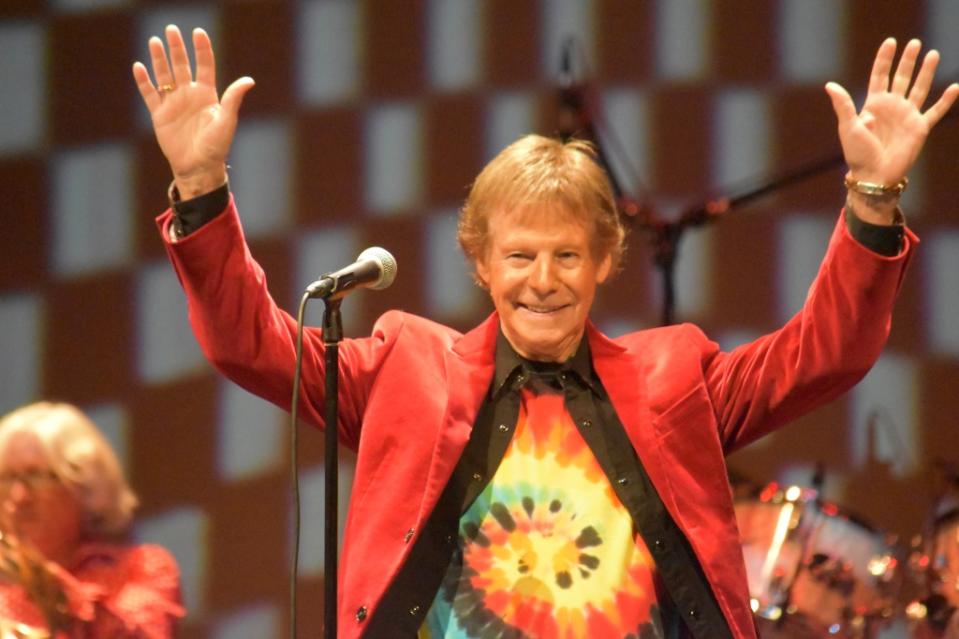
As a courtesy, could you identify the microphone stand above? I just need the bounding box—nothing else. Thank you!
[322,298,343,639]
[637,153,844,325]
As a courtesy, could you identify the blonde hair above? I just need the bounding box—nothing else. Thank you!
[0,402,138,538]
[458,134,626,277]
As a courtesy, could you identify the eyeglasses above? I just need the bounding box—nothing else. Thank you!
[0,469,60,494]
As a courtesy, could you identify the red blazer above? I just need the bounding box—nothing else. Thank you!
[160,201,914,638]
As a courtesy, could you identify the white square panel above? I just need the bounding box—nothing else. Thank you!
[298,0,363,105]
[52,0,130,11]
[926,230,959,358]
[295,225,362,332]
[427,0,483,91]
[850,352,920,477]
[712,90,771,190]
[0,22,45,156]
[83,402,130,478]
[229,119,293,238]
[779,0,846,81]
[425,209,480,319]
[485,91,536,163]
[598,87,650,198]
[776,213,832,324]
[294,460,355,577]
[0,293,43,415]
[655,0,710,80]
[540,0,595,80]
[135,260,208,383]
[51,143,134,277]
[134,506,209,616]
[217,379,285,481]
[927,0,959,79]
[363,102,423,214]
[212,603,281,639]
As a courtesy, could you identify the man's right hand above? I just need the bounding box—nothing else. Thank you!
[132,25,255,200]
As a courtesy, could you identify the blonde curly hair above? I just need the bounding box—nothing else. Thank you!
[458,134,625,279]
[0,402,138,539]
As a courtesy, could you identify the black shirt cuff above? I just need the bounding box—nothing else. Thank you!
[169,182,231,239]
[844,206,904,257]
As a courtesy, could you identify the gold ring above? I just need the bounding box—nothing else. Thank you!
[159,83,176,93]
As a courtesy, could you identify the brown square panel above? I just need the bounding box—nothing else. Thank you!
[0,157,47,291]
[846,3,922,83]
[245,235,291,311]
[134,134,177,262]
[487,0,540,87]
[770,86,845,210]
[649,87,711,196]
[923,119,959,225]
[220,1,294,116]
[425,94,483,206]
[128,373,218,511]
[713,2,775,84]
[51,11,135,145]
[364,0,425,98]
[596,0,653,84]
[207,473,288,609]
[43,271,133,404]
[707,206,778,329]
[360,215,428,319]
[0,0,45,17]
[295,108,363,225]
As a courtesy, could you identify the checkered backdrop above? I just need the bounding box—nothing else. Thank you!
[1,1,958,637]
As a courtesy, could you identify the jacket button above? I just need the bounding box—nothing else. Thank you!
[498,423,509,432]
[472,473,482,481]
[581,418,592,428]
[404,528,414,543]
[356,606,368,621]
[688,607,699,619]
[617,477,628,485]
[409,604,421,616]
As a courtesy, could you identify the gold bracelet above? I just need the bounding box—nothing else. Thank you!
[844,174,908,197]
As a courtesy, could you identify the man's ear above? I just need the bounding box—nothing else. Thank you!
[596,252,612,284]
[475,259,490,289]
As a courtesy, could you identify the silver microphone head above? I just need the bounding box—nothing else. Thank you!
[357,246,397,290]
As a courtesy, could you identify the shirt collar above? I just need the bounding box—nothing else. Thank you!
[490,329,600,398]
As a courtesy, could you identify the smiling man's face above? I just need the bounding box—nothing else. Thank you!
[476,208,611,363]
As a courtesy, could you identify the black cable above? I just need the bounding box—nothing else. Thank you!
[289,290,312,639]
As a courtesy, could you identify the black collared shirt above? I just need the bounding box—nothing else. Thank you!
[366,333,732,638]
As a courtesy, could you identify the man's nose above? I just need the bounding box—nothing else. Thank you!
[528,257,558,294]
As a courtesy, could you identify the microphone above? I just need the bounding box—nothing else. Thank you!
[305,247,397,300]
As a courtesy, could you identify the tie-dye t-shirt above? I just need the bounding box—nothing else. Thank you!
[420,384,666,639]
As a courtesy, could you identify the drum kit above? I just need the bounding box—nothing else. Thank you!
[734,479,959,638]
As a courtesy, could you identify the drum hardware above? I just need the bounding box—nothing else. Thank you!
[736,481,906,638]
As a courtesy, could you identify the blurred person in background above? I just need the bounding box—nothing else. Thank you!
[0,402,184,638]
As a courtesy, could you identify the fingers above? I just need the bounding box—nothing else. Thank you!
[148,34,174,90]
[909,49,940,109]
[221,77,256,118]
[824,82,857,126]
[868,37,896,95]
[131,61,161,111]
[890,38,921,95]
[923,83,959,129]
[193,28,216,88]
[165,25,194,88]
